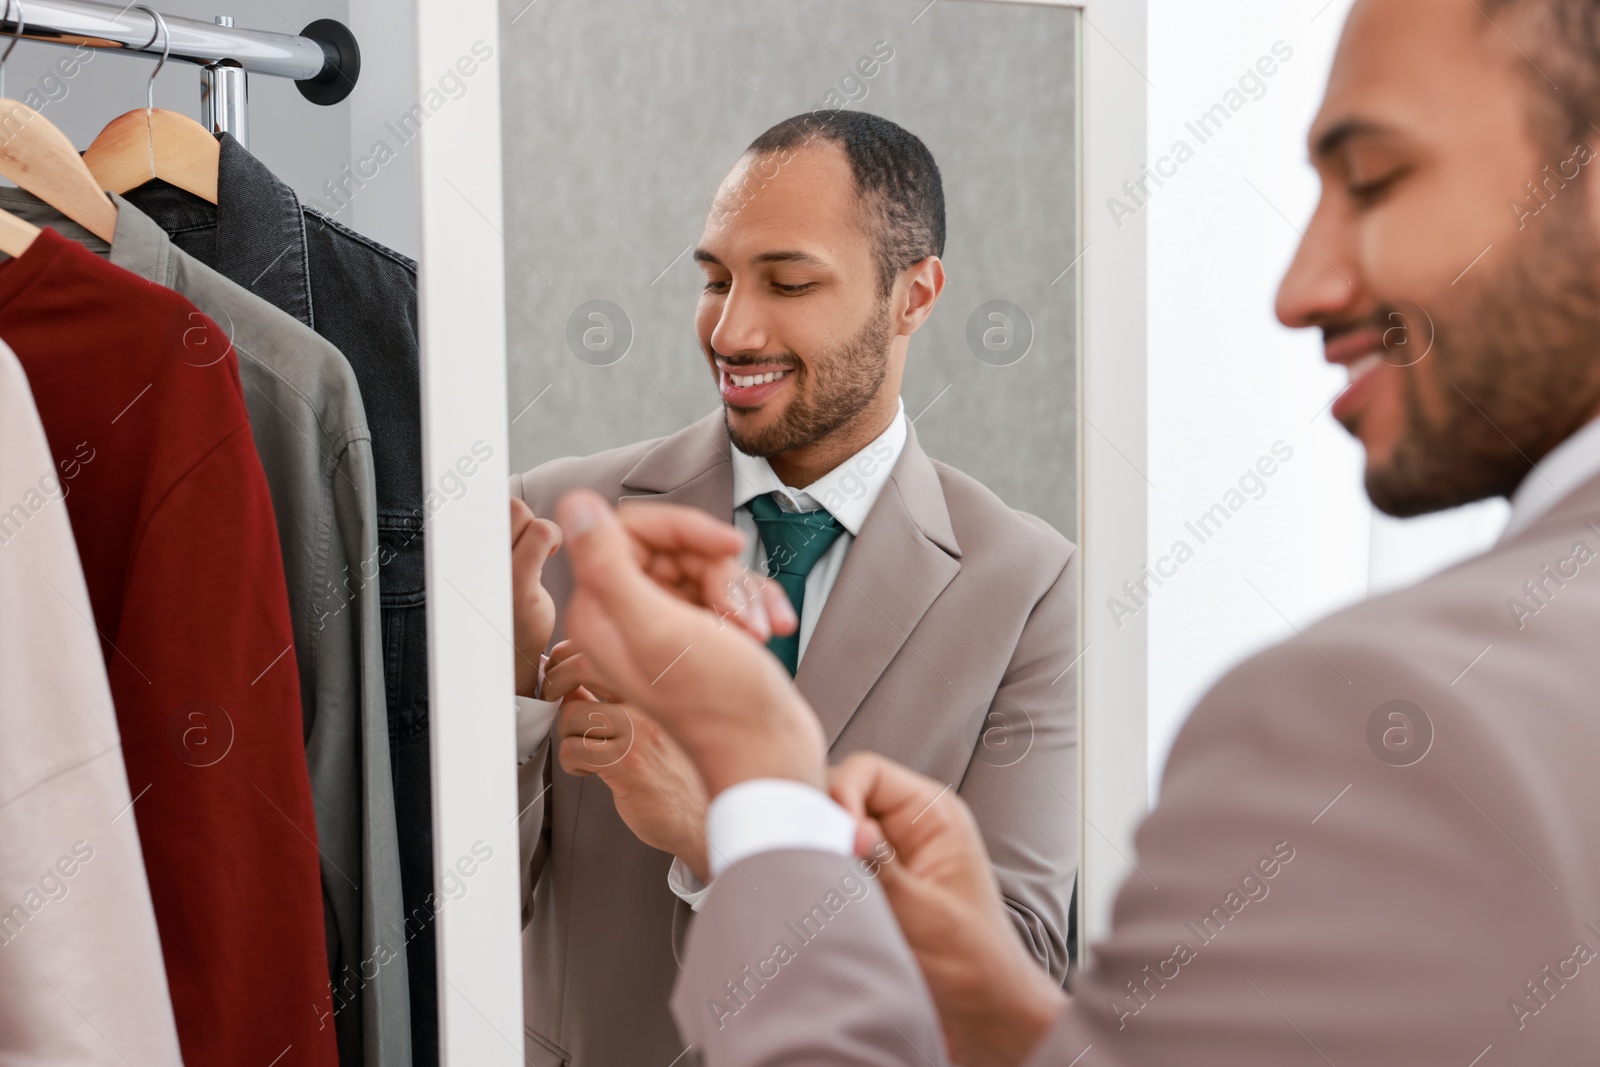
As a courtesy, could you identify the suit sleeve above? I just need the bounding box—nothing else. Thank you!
[671,849,950,1067]
[1024,638,1588,1067]
[510,472,571,918]
[956,547,1078,979]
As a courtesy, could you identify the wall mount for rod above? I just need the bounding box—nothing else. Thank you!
[296,18,358,105]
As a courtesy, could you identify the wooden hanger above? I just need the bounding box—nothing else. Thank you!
[85,109,220,203]
[84,5,219,204]
[0,206,39,256]
[0,0,116,242]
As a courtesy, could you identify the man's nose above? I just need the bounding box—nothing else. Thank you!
[709,283,771,357]
[1275,197,1357,329]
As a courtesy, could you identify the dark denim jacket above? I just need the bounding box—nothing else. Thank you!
[128,135,441,1067]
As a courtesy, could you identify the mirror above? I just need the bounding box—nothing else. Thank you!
[498,1,1082,1063]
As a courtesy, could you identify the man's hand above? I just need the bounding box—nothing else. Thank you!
[511,497,562,698]
[829,752,1068,1067]
[554,489,824,796]
[546,641,712,881]
[614,498,797,643]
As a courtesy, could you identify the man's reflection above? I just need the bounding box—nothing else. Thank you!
[509,111,1079,1067]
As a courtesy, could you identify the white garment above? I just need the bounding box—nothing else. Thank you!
[706,779,856,875]
[0,339,183,1063]
[1500,413,1600,543]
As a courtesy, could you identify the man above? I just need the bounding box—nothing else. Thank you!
[510,110,1078,1065]
[524,0,1600,1062]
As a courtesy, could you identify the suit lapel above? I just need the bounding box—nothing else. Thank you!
[618,409,735,521]
[796,421,962,748]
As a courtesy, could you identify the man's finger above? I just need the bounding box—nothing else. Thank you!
[617,498,748,561]
[558,489,669,626]
[544,651,624,703]
[556,696,623,740]
[829,752,952,835]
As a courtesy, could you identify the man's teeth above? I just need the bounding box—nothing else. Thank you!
[728,369,790,388]
[1348,351,1383,384]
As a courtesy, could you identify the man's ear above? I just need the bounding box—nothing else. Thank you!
[895,255,946,336]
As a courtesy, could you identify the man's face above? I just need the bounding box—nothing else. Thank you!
[695,142,897,459]
[1276,0,1600,516]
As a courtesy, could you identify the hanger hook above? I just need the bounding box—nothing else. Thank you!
[0,0,27,100]
[130,4,169,111]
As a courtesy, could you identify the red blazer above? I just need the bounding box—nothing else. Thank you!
[0,229,337,1066]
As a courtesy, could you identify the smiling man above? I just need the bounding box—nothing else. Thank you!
[528,2,1600,1065]
[507,111,1078,1067]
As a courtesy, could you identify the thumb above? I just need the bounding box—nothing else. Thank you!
[556,489,650,609]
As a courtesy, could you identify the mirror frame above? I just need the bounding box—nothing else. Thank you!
[412,0,1149,1058]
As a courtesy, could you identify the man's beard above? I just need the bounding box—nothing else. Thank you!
[1363,199,1600,517]
[722,298,894,459]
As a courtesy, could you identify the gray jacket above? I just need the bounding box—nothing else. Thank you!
[0,189,412,1067]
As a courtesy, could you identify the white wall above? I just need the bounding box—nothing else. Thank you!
[1142,0,1508,792]
[1145,0,1363,790]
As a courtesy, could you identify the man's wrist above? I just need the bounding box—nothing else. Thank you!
[964,944,1070,1067]
[692,689,828,796]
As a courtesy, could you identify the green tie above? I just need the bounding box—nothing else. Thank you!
[747,492,846,675]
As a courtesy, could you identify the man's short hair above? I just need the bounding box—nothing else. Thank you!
[1483,0,1600,147]
[746,110,945,297]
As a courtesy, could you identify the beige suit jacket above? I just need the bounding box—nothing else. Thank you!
[512,409,1078,1066]
[671,470,1600,1065]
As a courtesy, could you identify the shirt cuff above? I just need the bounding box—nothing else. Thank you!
[705,778,856,878]
[666,857,713,912]
[514,695,561,764]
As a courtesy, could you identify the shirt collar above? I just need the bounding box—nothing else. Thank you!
[1500,413,1600,543]
[121,133,315,328]
[730,397,908,535]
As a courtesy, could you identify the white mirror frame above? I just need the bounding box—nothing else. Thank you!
[412,0,1149,1059]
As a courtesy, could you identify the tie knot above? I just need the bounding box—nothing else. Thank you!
[747,492,846,578]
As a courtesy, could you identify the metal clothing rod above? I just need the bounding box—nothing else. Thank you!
[0,0,357,100]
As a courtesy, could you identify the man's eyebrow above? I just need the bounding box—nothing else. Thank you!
[691,248,831,269]
[1312,118,1394,162]
[751,249,829,268]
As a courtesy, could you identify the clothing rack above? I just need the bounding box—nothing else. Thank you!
[0,0,358,148]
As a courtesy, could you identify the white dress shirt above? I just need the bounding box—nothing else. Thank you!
[1499,413,1600,543]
